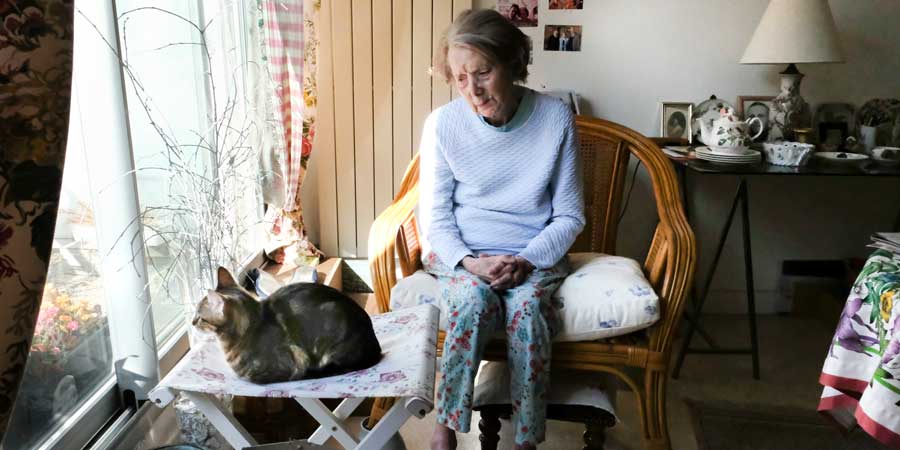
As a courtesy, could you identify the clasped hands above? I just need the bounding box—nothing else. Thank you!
[461,254,534,291]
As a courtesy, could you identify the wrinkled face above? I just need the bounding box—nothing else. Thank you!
[447,45,517,126]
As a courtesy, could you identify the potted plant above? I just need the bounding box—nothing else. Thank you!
[14,284,110,437]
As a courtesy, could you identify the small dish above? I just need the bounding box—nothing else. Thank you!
[814,152,869,162]
[696,146,757,157]
[694,146,761,164]
[872,146,900,164]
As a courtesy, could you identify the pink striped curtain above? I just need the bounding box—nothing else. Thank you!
[260,0,321,263]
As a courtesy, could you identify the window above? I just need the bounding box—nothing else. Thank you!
[4,101,115,450]
[4,1,262,448]
[117,0,209,345]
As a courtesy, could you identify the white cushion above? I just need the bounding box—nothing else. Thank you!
[389,252,659,342]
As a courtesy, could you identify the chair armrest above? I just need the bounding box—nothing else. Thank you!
[368,155,421,313]
[640,147,696,354]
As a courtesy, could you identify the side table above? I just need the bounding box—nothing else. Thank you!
[664,151,900,380]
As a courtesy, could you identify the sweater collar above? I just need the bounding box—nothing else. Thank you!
[478,87,535,132]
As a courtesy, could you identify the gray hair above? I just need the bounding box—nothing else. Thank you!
[433,9,530,84]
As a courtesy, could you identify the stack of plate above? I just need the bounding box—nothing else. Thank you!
[695,146,762,164]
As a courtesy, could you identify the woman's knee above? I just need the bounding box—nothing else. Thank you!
[445,279,501,322]
[505,295,550,337]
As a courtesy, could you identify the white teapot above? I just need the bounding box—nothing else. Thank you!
[696,106,764,153]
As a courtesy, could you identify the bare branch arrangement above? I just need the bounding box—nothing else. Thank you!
[81,3,266,333]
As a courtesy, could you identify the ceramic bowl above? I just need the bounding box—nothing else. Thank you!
[872,146,900,164]
[762,142,815,166]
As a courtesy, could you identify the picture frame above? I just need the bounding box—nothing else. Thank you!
[497,0,538,27]
[814,103,855,146]
[817,122,849,151]
[543,25,583,52]
[549,0,584,9]
[660,102,693,142]
[737,95,775,142]
[814,103,855,129]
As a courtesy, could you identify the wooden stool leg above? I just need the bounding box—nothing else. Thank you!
[479,409,502,450]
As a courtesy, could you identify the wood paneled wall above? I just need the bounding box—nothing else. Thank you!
[313,0,470,258]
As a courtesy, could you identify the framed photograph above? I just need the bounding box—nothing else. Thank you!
[815,103,855,127]
[814,103,855,150]
[543,25,583,52]
[737,95,775,142]
[498,0,538,27]
[660,102,693,141]
[549,0,584,10]
[818,122,849,151]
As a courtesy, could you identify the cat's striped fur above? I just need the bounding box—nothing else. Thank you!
[193,267,382,384]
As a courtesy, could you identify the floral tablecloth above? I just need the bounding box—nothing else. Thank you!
[820,250,900,448]
[151,304,438,402]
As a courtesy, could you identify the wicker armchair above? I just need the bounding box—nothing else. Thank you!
[367,116,696,450]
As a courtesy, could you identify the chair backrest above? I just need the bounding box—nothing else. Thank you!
[570,118,631,255]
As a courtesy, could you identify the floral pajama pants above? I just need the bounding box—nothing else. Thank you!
[423,251,569,446]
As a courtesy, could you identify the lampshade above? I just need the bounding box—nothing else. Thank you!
[740,0,844,64]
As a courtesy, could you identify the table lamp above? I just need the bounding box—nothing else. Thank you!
[740,0,844,141]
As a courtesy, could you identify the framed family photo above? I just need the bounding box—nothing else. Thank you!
[737,95,775,142]
[543,25,583,52]
[497,0,538,27]
[660,102,693,142]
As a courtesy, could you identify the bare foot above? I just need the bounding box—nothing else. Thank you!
[430,423,457,450]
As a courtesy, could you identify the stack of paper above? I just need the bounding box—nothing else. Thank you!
[870,232,900,255]
[663,146,691,158]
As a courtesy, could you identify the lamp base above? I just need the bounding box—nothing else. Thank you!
[771,63,812,142]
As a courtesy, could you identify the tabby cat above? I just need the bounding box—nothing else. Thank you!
[193,267,382,384]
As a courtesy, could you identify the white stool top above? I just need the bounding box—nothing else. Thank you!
[151,304,438,403]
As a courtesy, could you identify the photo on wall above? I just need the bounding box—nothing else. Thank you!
[497,0,538,27]
[549,0,584,10]
[543,25,582,51]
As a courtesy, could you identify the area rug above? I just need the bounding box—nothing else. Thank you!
[685,399,887,450]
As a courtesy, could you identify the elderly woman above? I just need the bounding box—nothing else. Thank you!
[418,9,585,450]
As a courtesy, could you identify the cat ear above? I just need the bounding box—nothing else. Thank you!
[198,289,227,326]
[217,266,237,288]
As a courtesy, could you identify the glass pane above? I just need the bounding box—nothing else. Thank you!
[117,0,264,344]
[116,0,208,343]
[3,139,114,450]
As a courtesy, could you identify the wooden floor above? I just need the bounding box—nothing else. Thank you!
[395,314,842,450]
